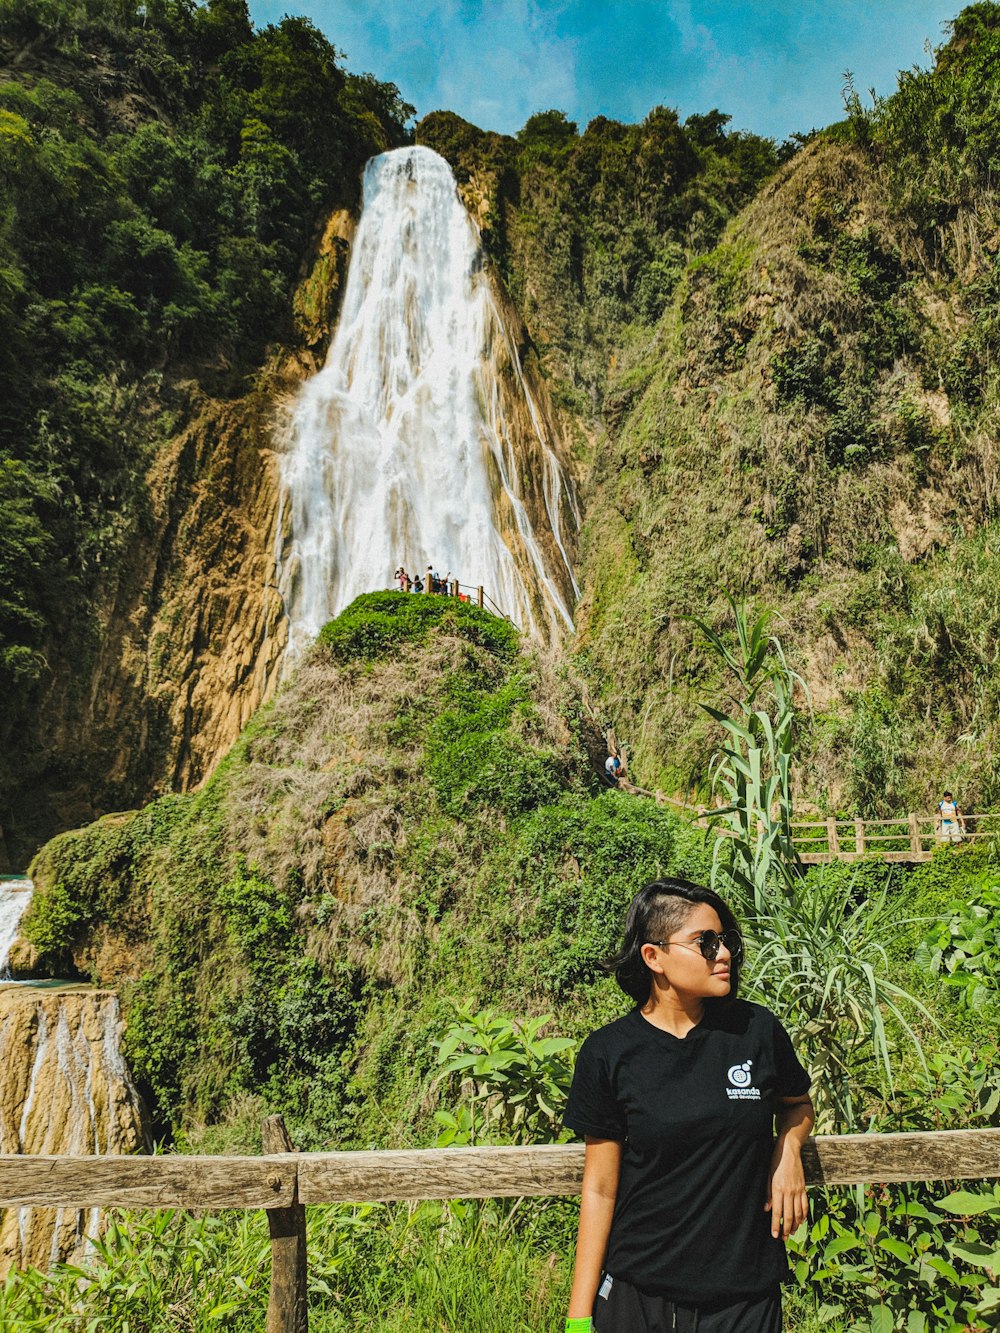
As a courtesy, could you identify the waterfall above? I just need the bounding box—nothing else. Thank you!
[277,145,577,658]
[0,878,32,977]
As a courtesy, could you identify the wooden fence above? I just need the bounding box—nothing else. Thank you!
[3,1118,1000,1332]
[787,811,1000,863]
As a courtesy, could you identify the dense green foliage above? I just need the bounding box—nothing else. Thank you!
[18,593,1000,1328]
[0,1201,574,1331]
[22,597,707,1143]
[0,0,411,787]
[916,873,1000,1013]
[317,590,519,662]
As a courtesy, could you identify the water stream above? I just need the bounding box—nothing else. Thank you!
[0,878,32,977]
[277,145,577,657]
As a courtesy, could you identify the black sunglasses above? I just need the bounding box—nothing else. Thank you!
[648,929,744,964]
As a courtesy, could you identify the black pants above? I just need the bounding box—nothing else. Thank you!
[593,1274,781,1333]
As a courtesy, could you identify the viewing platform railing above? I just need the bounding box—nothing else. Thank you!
[608,762,999,865]
[786,810,1000,863]
[394,576,513,622]
[3,1118,1000,1331]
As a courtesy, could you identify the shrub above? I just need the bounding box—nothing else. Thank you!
[426,678,564,819]
[317,592,519,663]
[915,872,1000,1013]
[515,791,712,996]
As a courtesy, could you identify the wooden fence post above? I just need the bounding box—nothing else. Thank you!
[425,565,433,595]
[826,818,840,859]
[854,819,866,856]
[908,812,923,858]
[477,586,484,608]
[262,1115,308,1333]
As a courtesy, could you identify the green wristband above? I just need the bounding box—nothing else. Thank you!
[565,1320,593,1332]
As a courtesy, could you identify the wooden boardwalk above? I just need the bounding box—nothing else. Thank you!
[620,772,999,865]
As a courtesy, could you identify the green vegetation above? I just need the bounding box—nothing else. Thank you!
[22,595,707,1144]
[418,102,781,407]
[15,593,1000,1328]
[570,5,1000,816]
[916,874,1000,1013]
[9,3,1000,1327]
[317,590,519,662]
[0,1201,574,1331]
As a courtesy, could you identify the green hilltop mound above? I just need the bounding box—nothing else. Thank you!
[22,593,709,1145]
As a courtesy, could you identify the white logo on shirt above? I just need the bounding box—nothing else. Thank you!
[726,1060,761,1100]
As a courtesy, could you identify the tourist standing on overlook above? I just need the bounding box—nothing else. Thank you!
[563,878,814,1333]
[935,790,967,843]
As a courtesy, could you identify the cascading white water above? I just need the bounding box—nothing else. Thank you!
[0,879,32,977]
[277,145,577,656]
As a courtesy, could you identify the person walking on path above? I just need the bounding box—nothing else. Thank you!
[935,791,967,843]
[604,754,622,785]
[563,878,814,1333]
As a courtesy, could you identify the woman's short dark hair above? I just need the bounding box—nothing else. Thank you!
[610,877,742,1005]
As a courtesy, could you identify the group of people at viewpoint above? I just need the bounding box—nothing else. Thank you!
[394,564,465,597]
[557,787,971,1332]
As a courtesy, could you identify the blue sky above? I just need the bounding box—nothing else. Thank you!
[246,0,962,142]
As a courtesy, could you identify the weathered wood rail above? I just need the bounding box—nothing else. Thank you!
[646,788,998,865]
[788,811,1000,863]
[3,1123,1000,1331]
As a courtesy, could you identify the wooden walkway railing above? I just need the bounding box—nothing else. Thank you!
[3,1119,1000,1332]
[390,575,517,626]
[603,730,1000,864]
[788,811,1000,863]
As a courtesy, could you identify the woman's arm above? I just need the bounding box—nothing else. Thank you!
[766,1093,814,1239]
[567,1137,623,1320]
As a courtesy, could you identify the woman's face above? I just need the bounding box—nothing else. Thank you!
[642,902,734,1000]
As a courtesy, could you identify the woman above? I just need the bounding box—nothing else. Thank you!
[563,878,814,1333]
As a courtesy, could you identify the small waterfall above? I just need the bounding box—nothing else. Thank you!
[0,878,33,977]
[0,988,147,1273]
[277,145,577,657]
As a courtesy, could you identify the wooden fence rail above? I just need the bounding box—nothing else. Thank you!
[3,1124,1000,1331]
[787,811,1000,863]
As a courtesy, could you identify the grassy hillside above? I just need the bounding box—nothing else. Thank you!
[571,4,1000,815]
[418,102,782,415]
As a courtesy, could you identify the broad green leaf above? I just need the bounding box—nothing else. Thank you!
[868,1305,894,1333]
[938,1190,999,1216]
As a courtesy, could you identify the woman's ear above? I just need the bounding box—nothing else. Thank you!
[640,942,664,974]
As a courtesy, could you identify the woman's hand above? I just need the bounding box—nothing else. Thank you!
[766,1140,808,1239]
[766,1094,814,1239]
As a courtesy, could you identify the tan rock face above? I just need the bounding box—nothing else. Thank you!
[294,208,356,348]
[0,986,148,1274]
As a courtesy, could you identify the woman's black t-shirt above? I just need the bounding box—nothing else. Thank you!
[563,1000,810,1304]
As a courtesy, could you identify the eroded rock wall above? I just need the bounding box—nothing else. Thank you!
[0,986,148,1273]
